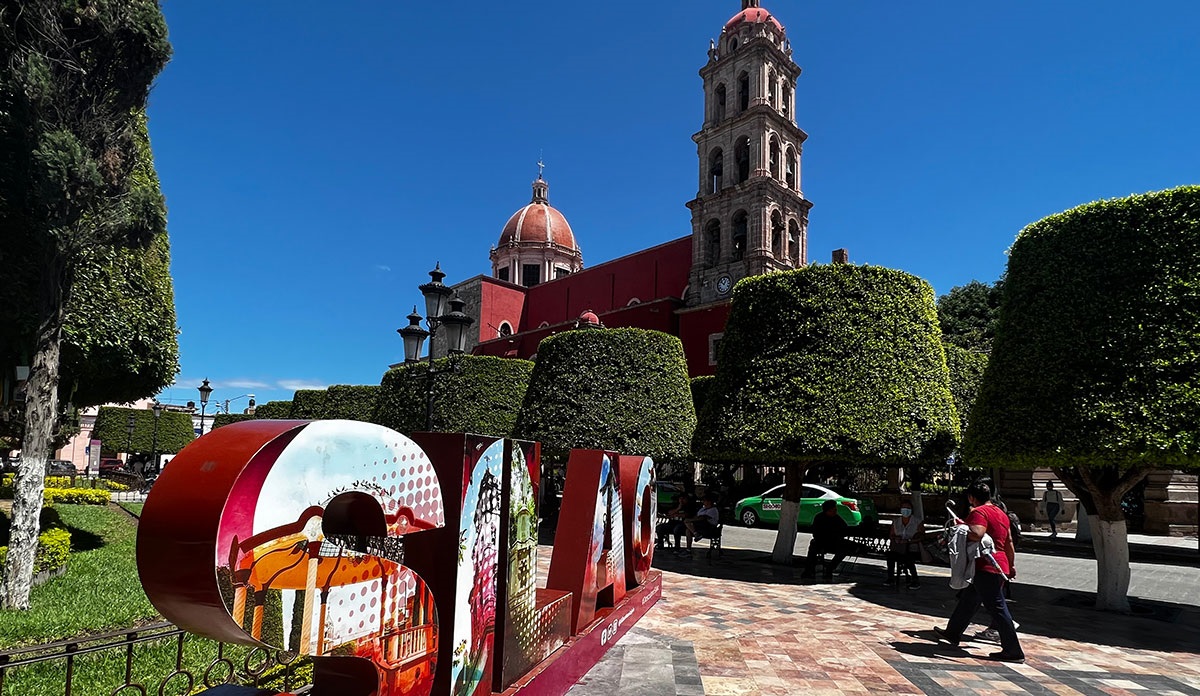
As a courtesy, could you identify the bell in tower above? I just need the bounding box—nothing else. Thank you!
[686,1,812,306]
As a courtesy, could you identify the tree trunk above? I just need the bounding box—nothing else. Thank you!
[1072,464,1151,613]
[1,309,63,609]
[771,463,805,564]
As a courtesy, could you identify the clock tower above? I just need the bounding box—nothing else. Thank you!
[686,1,812,306]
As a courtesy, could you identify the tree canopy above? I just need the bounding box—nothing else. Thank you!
[375,355,534,437]
[943,344,988,437]
[695,265,959,466]
[964,186,1200,473]
[252,400,293,420]
[514,329,695,466]
[937,280,1002,353]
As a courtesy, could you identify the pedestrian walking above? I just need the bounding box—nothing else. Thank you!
[933,481,1025,663]
[1042,480,1064,538]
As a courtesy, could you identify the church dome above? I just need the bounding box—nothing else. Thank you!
[724,2,783,32]
[497,177,578,251]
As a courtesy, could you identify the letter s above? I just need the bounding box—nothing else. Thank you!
[138,420,444,695]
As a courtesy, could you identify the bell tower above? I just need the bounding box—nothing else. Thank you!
[686,0,812,305]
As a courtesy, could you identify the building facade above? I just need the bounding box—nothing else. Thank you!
[453,1,808,377]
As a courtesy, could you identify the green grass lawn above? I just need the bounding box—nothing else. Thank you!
[0,504,157,648]
[0,504,307,695]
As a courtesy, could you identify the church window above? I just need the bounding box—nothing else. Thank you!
[708,148,723,194]
[737,72,750,112]
[768,69,778,109]
[705,220,721,267]
[714,83,727,122]
[708,332,725,365]
[771,211,784,257]
[555,267,570,279]
[498,322,513,337]
[521,264,540,287]
[769,137,781,180]
[785,146,797,189]
[497,267,510,282]
[788,219,802,266]
[734,137,750,183]
[731,211,748,261]
[782,83,792,120]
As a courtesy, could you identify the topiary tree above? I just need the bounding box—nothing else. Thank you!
[93,406,194,455]
[321,385,381,422]
[210,413,256,430]
[513,329,695,472]
[944,345,988,434]
[252,400,293,420]
[964,186,1200,612]
[289,390,327,419]
[375,356,534,437]
[690,375,714,419]
[0,0,173,608]
[696,265,959,563]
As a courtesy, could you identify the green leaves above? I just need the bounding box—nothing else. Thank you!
[513,329,695,465]
[695,264,958,466]
[965,185,1200,471]
[375,355,535,437]
[92,407,193,454]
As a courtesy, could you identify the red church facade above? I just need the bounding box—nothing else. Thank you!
[442,1,807,378]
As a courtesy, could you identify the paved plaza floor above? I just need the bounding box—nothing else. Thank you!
[565,543,1200,696]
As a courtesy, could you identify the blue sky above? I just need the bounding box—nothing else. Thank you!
[147,1,1200,409]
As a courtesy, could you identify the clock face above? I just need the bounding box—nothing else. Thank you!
[716,275,732,295]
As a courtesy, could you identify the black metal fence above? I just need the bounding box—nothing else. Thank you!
[0,622,313,695]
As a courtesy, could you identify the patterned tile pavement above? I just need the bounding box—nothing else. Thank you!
[566,547,1200,696]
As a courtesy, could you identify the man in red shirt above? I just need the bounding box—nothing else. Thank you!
[933,481,1025,663]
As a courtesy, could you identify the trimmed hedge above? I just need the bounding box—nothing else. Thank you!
[965,186,1200,471]
[44,488,111,505]
[0,507,71,576]
[289,390,327,419]
[944,344,988,435]
[211,413,256,430]
[695,264,958,465]
[322,385,382,421]
[93,406,194,454]
[690,375,714,421]
[375,356,534,437]
[513,329,695,466]
[253,400,294,420]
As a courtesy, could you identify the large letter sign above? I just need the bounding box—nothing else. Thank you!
[138,423,660,696]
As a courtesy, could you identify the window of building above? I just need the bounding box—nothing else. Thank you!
[498,322,513,337]
[782,84,792,120]
[788,219,802,266]
[769,136,780,180]
[735,137,750,183]
[555,267,571,279]
[709,332,725,365]
[497,267,510,282]
[768,69,777,109]
[705,220,721,267]
[521,264,540,287]
[714,83,727,122]
[708,148,723,194]
[626,298,641,307]
[771,211,784,257]
[785,146,797,189]
[731,211,747,261]
[737,72,749,112]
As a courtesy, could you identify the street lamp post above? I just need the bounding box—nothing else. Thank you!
[397,264,474,431]
[125,413,137,465]
[198,378,213,436]
[150,402,163,474]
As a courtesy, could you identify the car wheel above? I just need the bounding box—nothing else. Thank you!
[740,509,759,527]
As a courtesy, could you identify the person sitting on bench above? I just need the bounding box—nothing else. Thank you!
[886,497,924,588]
[656,493,694,548]
[803,500,853,579]
[682,495,721,554]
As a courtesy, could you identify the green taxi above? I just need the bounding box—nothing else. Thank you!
[734,483,876,529]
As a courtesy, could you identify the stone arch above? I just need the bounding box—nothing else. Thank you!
[771,210,784,257]
[705,219,721,267]
[788,218,802,266]
[731,210,748,261]
[785,145,797,189]
[769,135,781,180]
[737,71,750,112]
[734,136,751,183]
[714,83,727,122]
[708,148,724,195]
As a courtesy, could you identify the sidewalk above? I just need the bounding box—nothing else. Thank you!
[567,547,1200,696]
[1020,529,1199,564]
